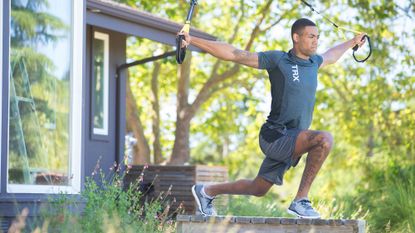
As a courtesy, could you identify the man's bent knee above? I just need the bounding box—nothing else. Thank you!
[251,177,272,197]
[319,132,334,151]
[252,187,269,197]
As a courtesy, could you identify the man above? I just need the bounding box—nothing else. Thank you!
[179,18,366,219]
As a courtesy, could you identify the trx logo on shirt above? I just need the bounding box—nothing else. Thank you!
[292,65,300,82]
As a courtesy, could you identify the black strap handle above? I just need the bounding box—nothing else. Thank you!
[352,35,372,63]
[176,34,187,64]
[176,1,198,64]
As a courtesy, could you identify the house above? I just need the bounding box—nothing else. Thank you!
[0,0,215,229]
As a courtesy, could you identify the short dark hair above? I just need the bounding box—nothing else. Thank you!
[291,18,316,40]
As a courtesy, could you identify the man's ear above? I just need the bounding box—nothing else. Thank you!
[293,33,300,43]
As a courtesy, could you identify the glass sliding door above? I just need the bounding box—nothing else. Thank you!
[8,0,82,193]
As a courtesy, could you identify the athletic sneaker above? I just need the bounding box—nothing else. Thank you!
[191,184,217,216]
[287,198,321,219]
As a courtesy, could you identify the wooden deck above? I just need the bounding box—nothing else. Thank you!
[176,215,366,233]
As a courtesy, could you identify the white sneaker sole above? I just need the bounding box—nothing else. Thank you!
[191,185,207,216]
[287,208,321,219]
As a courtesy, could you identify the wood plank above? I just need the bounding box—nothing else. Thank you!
[177,223,356,233]
[176,215,366,233]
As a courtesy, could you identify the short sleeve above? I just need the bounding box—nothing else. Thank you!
[258,50,285,70]
[313,54,323,68]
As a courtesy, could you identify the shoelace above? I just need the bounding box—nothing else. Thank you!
[298,199,313,210]
[206,197,217,214]
[206,197,215,208]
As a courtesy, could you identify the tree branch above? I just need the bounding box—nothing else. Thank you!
[177,52,192,114]
[244,0,274,51]
[228,0,246,44]
[187,1,275,119]
[187,65,240,119]
[126,73,150,164]
[259,6,296,33]
[150,61,163,164]
[324,71,352,103]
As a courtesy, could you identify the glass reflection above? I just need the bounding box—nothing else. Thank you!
[9,0,72,186]
[93,38,105,131]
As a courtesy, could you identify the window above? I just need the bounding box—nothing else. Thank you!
[92,32,109,136]
[7,0,83,193]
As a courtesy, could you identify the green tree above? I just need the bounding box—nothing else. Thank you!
[118,0,415,231]
[119,0,302,164]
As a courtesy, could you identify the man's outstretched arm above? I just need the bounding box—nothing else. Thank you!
[320,33,366,68]
[180,32,259,69]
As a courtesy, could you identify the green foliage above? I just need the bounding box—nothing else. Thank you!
[351,164,415,232]
[118,0,414,232]
[221,195,287,217]
[312,162,415,233]
[27,169,176,233]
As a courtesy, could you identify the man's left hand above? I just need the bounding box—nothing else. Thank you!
[352,33,366,49]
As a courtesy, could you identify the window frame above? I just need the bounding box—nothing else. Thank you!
[92,31,110,137]
[0,0,3,187]
[6,0,83,194]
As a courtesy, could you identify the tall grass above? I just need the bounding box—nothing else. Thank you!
[325,164,415,233]
[365,165,415,233]
[220,193,286,217]
[9,166,179,233]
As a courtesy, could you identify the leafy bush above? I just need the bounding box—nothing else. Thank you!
[12,166,178,233]
[326,163,415,233]
[361,164,415,233]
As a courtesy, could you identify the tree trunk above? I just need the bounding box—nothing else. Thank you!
[150,62,163,164]
[169,116,191,164]
[169,52,192,164]
[168,0,277,164]
[126,73,150,164]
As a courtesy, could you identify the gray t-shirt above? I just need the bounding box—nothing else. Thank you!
[258,49,323,142]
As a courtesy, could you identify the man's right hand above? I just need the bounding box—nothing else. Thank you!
[178,31,191,48]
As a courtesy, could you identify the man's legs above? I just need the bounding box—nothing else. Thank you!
[193,129,333,217]
[204,176,273,197]
[286,130,333,218]
[292,130,333,200]
[203,130,333,199]
[192,176,273,216]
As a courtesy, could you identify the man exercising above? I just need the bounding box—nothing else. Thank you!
[179,18,366,219]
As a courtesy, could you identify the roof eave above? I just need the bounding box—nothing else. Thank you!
[86,0,216,43]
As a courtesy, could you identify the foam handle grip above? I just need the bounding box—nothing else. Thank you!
[176,34,186,64]
[352,35,368,51]
[352,35,371,63]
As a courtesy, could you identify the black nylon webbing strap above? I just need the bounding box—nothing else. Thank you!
[300,0,372,62]
[176,0,198,64]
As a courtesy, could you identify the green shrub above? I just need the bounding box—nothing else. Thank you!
[365,165,415,233]
[327,164,415,233]
[24,167,178,233]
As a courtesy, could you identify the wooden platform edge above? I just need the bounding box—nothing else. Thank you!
[176,215,366,233]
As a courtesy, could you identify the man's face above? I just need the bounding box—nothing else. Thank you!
[293,26,319,56]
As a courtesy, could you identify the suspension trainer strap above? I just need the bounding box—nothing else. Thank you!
[176,0,198,64]
[300,0,372,62]
[353,35,372,62]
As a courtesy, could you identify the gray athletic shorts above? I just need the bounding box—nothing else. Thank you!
[258,128,302,185]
